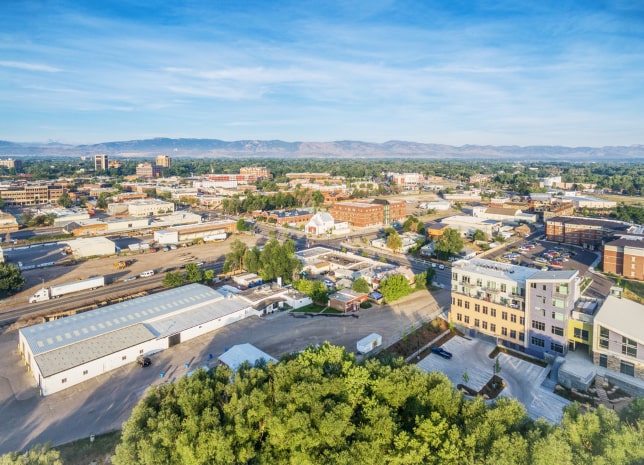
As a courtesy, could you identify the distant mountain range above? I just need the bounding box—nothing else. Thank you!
[1,138,643,160]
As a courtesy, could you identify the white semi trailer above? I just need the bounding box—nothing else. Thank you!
[29,276,105,303]
[357,333,382,354]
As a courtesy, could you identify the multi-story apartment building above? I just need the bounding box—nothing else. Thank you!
[0,184,65,206]
[0,158,22,170]
[239,166,270,180]
[593,289,644,380]
[603,236,644,281]
[330,199,406,227]
[546,216,631,249]
[388,172,424,188]
[155,155,171,168]
[94,154,109,171]
[136,162,163,179]
[450,258,579,359]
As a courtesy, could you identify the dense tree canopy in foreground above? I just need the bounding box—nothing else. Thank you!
[113,344,643,465]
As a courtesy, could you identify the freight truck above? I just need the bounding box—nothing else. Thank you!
[28,276,105,303]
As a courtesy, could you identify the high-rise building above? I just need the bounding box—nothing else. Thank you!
[156,155,171,168]
[0,158,22,170]
[94,154,109,171]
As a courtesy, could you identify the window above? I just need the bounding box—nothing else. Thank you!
[452,272,458,281]
[552,299,566,309]
[457,313,462,321]
[83,370,88,375]
[531,336,545,348]
[557,283,569,295]
[502,311,508,321]
[599,326,609,349]
[61,378,67,384]
[620,361,635,377]
[622,337,637,358]
[482,321,488,330]
[543,285,547,291]
[501,327,507,336]
[452,297,455,305]
[520,317,525,325]
[551,326,564,337]
[464,316,469,324]
[519,332,525,341]
[551,311,565,321]
[500,284,507,293]
[457,299,463,307]
[510,314,517,323]
[464,301,470,309]
[122,355,127,361]
[574,328,589,341]
[482,306,488,315]
[475,304,480,312]
[476,278,483,286]
[532,320,546,331]
[490,323,496,332]
[491,308,496,317]
[139,349,144,354]
[510,330,516,339]
[531,282,536,289]
[474,319,480,327]
[551,342,564,353]
[599,354,607,368]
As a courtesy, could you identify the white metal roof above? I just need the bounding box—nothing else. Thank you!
[217,343,277,371]
[21,284,227,356]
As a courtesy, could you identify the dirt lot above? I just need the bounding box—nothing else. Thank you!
[0,235,260,310]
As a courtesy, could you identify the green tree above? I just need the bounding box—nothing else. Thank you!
[96,192,111,209]
[162,271,184,288]
[472,229,486,242]
[379,274,412,302]
[435,228,464,259]
[351,277,371,293]
[56,192,73,208]
[236,218,247,232]
[185,263,203,283]
[223,239,248,273]
[0,264,24,297]
[386,231,403,253]
[0,442,63,465]
[312,190,324,207]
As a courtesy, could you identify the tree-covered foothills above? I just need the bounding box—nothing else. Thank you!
[109,344,643,465]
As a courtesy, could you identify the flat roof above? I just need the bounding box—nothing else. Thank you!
[20,284,226,356]
[454,258,539,283]
[546,216,630,230]
[595,295,644,343]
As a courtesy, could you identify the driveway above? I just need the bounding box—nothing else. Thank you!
[417,336,570,423]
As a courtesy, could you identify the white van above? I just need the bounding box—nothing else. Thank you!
[140,270,155,278]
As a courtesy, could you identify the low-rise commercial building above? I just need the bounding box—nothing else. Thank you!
[441,215,502,239]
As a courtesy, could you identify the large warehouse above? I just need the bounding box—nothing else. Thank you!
[18,284,256,396]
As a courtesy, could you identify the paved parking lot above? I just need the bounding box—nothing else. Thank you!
[417,336,570,423]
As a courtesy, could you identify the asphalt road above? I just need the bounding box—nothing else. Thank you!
[0,286,449,454]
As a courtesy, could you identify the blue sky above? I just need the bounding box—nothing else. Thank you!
[1,0,643,146]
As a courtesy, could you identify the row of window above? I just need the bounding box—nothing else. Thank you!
[455,313,525,341]
[598,354,636,377]
[530,336,564,354]
[531,320,565,337]
[598,327,638,358]
[452,298,525,324]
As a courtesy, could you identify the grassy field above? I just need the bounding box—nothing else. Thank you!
[57,430,120,465]
[597,194,643,206]
[623,280,644,305]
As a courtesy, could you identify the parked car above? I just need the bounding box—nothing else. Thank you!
[137,356,151,367]
[438,264,445,270]
[431,347,453,359]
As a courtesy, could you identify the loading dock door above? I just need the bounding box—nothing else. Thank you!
[169,333,181,347]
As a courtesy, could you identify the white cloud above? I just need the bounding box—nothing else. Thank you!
[0,61,61,72]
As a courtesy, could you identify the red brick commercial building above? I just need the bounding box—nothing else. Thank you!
[545,216,631,249]
[330,199,406,227]
[603,237,644,281]
[328,289,368,313]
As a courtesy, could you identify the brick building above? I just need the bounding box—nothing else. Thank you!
[0,184,65,206]
[603,236,644,281]
[329,199,405,227]
[136,162,163,179]
[545,216,631,249]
